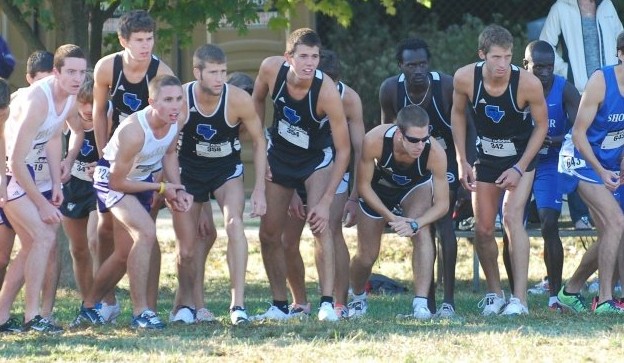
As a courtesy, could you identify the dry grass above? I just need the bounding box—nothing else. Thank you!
[0,208,621,362]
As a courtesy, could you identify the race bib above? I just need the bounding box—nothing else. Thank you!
[72,160,92,181]
[33,157,49,182]
[601,129,624,150]
[196,141,233,158]
[278,120,309,149]
[93,164,110,184]
[558,155,586,175]
[480,137,517,157]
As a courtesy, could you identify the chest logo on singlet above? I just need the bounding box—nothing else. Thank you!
[283,106,301,125]
[392,174,411,186]
[81,139,94,156]
[485,105,505,123]
[123,93,142,111]
[197,124,217,141]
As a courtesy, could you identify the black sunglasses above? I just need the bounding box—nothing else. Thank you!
[402,130,430,144]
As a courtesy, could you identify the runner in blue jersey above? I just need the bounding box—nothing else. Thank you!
[524,40,581,310]
[556,31,624,314]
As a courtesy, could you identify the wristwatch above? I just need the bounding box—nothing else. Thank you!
[409,220,419,233]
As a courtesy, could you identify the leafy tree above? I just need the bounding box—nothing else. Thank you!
[0,0,430,65]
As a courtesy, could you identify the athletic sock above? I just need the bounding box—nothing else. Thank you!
[320,296,333,306]
[273,300,289,314]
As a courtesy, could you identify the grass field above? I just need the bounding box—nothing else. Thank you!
[1,208,622,362]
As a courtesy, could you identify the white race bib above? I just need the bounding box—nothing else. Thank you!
[558,155,586,175]
[33,157,49,182]
[72,160,93,181]
[278,120,309,149]
[480,137,517,157]
[93,165,110,184]
[196,141,233,158]
[601,129,624,150]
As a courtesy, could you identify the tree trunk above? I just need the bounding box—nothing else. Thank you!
[0,0,47,51]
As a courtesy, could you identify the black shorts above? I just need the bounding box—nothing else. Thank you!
[61,176,97,219]
[181,162,244,203]
[446,153,460,192]
[474,156,537,184]
[359,175,432,219]
[268,146,333,189]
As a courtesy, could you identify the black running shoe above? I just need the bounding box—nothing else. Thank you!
[23,315,63,334]
[70,304,106,328]
[131,309,165,330]
[0,317,22,333]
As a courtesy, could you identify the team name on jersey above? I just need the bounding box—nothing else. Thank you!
[607,113,624,122]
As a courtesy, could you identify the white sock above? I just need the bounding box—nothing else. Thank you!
[548,296,559,307]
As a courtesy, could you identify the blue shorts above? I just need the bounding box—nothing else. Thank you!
[533,161,563,212]
[93,159,153,213]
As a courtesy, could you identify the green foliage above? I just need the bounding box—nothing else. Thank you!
[321,3,531,127]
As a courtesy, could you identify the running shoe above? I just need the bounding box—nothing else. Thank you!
[230,306,249,326]
[131,309,165,330]
[500,297,529,315]
[195,307,215,323]
[478,292,506,316]
[70,304,106,328]
[250,305,294,321]
[594,300,624,314]
[318,302,339,322]
[557,286,587,313]
[347,298,368,318]
[23,315,63,334]
[0,317,22,333]
[412,299,433,320]
[99,301,121,323]
[435,303,456,319]
[169,305,195,324]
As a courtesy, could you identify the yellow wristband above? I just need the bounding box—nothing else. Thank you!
[158,182,166,195]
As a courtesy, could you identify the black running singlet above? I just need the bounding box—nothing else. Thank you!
[178,82,241,170]
[268,62,331,158]
[471,62,533,167]
[372,125,431,190]
[109,53,160,135]
[397,71,455,155]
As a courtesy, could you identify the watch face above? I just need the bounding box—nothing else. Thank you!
[410,221,419,232]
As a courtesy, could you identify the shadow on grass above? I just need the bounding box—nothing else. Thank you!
[1,278,619,359]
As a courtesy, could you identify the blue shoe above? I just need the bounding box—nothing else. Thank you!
[70,304,106,328]
[131,309,165,330]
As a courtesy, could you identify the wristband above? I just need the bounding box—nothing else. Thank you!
[512,165,523,177]
[158,182,166,195]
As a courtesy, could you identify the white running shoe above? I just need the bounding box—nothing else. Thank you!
[412,299,433,320]
[435,303,456,319]
[195,308,215,323]
[250,305,294,321]
[478,292,506,316]
[99,301,121,323]
[169,306,195,324]
[318,302,339,322]
[501,297,529,315]
[347,298,368,318]
[230,306,249,326]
